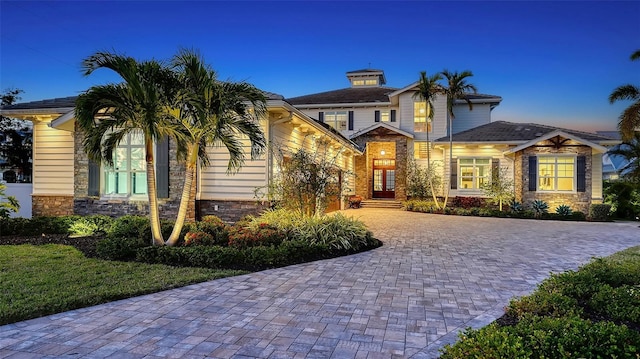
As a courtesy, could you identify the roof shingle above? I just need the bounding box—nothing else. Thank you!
[287,87,397,106]
[435,121,616,142]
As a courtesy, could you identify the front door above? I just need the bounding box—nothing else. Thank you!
[373,159,395,198]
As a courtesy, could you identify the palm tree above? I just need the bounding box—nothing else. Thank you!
[75,52,182,246]
[165,49,267,246]
[440,69,478,207]
[412,71,443,208]
[609,49,640,141]
[608,131,640,181]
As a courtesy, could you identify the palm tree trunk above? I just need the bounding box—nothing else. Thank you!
[145,140,164,246]
[442,113,452,208]
[425,107,440,209]
[166,144,198,246]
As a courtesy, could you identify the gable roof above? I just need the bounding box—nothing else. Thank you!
[387,82,502,104]
[349,122,414,140]
[435,121,617,143]
[286,87,397,106]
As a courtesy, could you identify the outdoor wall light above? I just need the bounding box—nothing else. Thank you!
[380,150,386,155]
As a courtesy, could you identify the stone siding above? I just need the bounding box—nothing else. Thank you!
[73,127,195,220]
[516,141,592,213]
[352,129,408,200]
[197,200,270,223]
[32,195,74,217]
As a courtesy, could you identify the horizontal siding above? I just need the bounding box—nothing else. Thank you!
[592,153,603,199]
[33,122,74,195]
[399,92,448,141]
[296,107,400,138]
[451,103,492,134]
[199,134,268,201]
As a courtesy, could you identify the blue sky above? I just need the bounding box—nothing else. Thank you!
[1,1,638,132]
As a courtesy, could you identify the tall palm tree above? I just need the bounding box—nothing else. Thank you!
[75,52,182,246]
[608,131,640,181]
[412,71,443,208]
[440,69,478,207]
[609,49,640,141]
[165,49,267,246]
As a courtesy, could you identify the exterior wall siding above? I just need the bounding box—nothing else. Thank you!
[72,128,191,220]
[32,121,74,195]
[516,141,593,213]
[451,104,492,135]
[197,200,270,223]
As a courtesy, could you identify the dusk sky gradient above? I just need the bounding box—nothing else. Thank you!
[1,1,639,132]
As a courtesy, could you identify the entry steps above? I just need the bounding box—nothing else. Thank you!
[359,200,403,209]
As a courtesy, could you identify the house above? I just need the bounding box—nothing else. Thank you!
[0,68,618,219]
[289,69,617,213]
[0,94,361,221]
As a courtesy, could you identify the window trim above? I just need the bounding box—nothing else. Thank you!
[413,101,432,133]
[100,132,150,200]
[323,111,348,131]
[537,155,577,193]
[458,157,491,190]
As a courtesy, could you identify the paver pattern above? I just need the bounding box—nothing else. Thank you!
[1,209,639,358]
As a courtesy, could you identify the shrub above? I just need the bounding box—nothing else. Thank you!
[555,204,572,217]
[403,199,438,213]
[590,203,612,221]
[227,223,285,249]
[192,215,228,246]
[68,215,113,236]
[530,200,549,218]
[451,196,485,209]
[183,231,215,246]
[96,236,147,261]
[441,316,640,359]
[107,215,151,240]
[571,211,586,221]
[509,200,523,213]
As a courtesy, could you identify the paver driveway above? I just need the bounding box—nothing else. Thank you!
[1,209,639,359]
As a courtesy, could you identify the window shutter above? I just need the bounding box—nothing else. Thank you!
[318,112,324,123]
[528,156,537,191]
[374,110,380,122]
[390,110,396,122]
[88,159,100,197]
[450,159,457,190]
[577,155,586,192]
[156,136,170,199]
[348,111,354,130]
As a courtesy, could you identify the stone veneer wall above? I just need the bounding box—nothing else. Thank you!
[515,142,592,213]
[73,128,195,220]
[32,195,74,216]
[353,133,408,200]
[197,200,270,223]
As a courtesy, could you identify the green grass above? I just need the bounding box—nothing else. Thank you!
[0,244,248,325]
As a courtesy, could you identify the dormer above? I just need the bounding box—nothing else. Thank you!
[346,69,386,88]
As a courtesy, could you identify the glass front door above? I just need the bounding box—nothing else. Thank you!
[373,159,395,198]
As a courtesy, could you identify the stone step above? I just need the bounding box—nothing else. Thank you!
[359,200,403,209]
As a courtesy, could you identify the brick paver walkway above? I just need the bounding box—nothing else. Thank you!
[1,209,639,358]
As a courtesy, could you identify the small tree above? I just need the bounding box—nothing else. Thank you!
[406,159,442,200]
[481,165,514,211]
[1,88,32,182]
[0,183,20,219]
[258,136,351,217]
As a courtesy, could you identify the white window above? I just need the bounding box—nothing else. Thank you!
[538,156,575,191]
[459,158,491,190]
[380,110,390,122]
[413,102,431,132]
[352,80,365,86]
[104,132,147,196]
[324,111,347,131]
[365,79,378,86]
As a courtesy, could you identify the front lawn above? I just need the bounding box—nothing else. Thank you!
[0,244,247,325]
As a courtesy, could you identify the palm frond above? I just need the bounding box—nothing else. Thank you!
[617,101,640,142]
[609,85,640,104]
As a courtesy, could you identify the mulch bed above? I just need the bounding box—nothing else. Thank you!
[0,234,102,258]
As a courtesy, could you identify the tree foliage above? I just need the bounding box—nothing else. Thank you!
[0,88,32,182]
[0,182,20,219]
[258,137,350,217]
[609,49,640,141]
[406,159,442,200]
[481,166,514,211]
